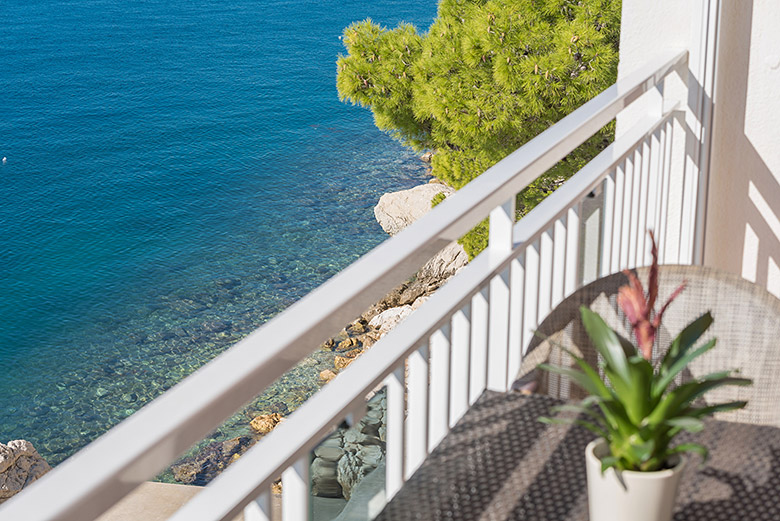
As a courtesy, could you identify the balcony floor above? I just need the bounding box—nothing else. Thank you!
[376,392,780,521]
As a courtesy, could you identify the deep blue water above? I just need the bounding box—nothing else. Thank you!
[0,0,436,465]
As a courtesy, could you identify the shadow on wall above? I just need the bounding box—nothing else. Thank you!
[705,0,780,297]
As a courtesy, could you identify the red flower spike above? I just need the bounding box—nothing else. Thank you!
[617,231,686,361]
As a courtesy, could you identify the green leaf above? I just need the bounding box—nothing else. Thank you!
[653,338,717,398]
[607,356,654,424]
[539,416,609,438]
[600,456,620,473]
[628,438,656,463]
[686,401,748,418]
[646,376,752,426]
[669,442,709,464]
[537,363,605,397]
[550,403,606,426]
[665,416,705,433]
[659,312,713,374]
[579,306,632,385]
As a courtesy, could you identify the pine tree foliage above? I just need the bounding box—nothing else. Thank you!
[338,0,621,257]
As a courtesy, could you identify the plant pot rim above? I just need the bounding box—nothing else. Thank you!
[586,438,686,479]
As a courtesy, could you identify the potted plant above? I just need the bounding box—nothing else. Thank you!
[540,232,752,521]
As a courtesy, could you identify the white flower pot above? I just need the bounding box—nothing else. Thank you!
[585,438,686,521]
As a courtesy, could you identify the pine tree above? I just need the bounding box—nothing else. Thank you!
[337,0,621,257]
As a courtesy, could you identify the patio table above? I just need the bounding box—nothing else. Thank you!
[376,391,780,521]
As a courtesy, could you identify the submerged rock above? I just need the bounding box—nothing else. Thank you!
[214,277,242,290]
[171,435,254,486]
[0,440,51,504]
[249,413,284,435]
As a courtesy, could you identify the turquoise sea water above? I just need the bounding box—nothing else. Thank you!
[0,0,436,466]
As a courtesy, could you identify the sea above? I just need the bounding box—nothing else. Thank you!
[0,0,437,468]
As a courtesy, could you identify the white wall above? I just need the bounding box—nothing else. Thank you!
[618,0,780,297]
[704,0,780,297]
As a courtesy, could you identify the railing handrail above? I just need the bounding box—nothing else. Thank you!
[0,50,687,521]
[169,107,682,521]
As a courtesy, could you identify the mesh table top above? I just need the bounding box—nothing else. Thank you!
[376,392,780,521]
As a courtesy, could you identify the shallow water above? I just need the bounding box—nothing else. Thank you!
[0,0,436,466]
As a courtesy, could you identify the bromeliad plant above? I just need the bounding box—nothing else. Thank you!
[540,232,752,472]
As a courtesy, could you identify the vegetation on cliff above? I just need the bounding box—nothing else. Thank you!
[337,0,621,257]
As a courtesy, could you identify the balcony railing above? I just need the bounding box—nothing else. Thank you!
[0,49,695,521]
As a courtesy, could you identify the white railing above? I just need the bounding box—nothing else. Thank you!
[0,50,694,521]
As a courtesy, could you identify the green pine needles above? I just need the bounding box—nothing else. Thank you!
[337,0,621,257]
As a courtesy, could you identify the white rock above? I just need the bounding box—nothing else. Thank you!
[374,184,455,236]
[418,241,468,283]
[368,306,412,336]
[0,440,51,504]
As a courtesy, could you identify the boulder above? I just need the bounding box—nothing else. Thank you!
[337,444,384,500]
[310,457,342,498]
[336,337,358,351]
[418,242,468,284]
[368,306,412,337]
[334,350,363,370]
[374,184,455,236]
[0,440,51,504]
[370,183,468,325]
[249,413,284,435]
[170,436,254,486]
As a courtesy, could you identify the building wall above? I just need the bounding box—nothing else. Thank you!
[704,0,780,297]
[618,0,780,297]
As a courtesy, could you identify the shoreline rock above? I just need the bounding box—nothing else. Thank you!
[0,440,52,504]
[374,183,454,236]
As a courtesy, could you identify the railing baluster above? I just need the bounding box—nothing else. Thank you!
[486,199,515,392]
[522,240,540,356]
[469,288,489,404]
[680,118,697,264]
[507,254,525,387]
[636,138,651,264]
[564,205,580,298]
[243,491,271,521]
[628,148,642,268]
[650,127,664,249]
[405,345,429,479]
[449,305,471,427]
[487,269,511,392]
[537,228,554,321]
[551,218,567,306]
[611,162,625,273]
[600,171,616,277]
[653,127,666,248]
[620,154,634,270]
[428,326,451,451]
[281,458,309,521]
[385,365,405,500]
[659,118,673,262]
